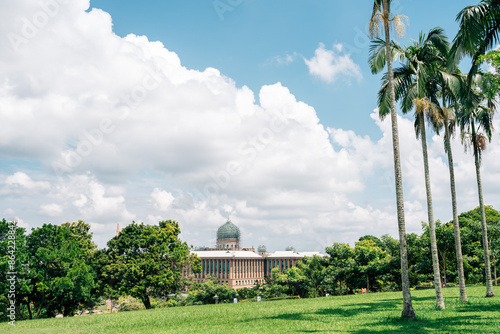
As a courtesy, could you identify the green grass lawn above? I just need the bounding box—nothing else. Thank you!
[3,285,500,333]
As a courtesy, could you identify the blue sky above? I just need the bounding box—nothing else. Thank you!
[91,0,472,136]
[1,0,498,251]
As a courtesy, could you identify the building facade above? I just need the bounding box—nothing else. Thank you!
[182,220,322,289]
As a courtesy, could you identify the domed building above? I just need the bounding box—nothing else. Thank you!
[182,219,323,289]
[216,220,240,249]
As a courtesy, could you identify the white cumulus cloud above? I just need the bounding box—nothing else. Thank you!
[151,188,175,212]
[305,43,363,83]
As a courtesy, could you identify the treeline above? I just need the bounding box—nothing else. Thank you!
[1,206,498,321]
[270,206,499,299]
[0,220,199,322]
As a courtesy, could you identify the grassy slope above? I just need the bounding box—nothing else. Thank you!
[4,286,500,334]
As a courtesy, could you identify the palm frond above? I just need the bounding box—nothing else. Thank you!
[377,74,391,120]
[427,27,450,56]
[368,40,405,74]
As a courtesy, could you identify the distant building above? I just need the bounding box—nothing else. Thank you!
[182,219,322,289]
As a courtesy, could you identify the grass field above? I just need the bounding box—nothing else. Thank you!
[3,285,500,333]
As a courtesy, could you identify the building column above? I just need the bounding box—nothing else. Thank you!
[237,259,240,279]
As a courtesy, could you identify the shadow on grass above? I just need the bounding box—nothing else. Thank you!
[269,313,312,321]
[407,296,436,302]
[455,302,500,313]
[350,314,483,333]
[315,299,400,318]
[259,299,400,323]
[255,297,493,333]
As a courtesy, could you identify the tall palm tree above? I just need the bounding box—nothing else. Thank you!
[437,72,469,302]
[370,28,447,310]
[451,0,500,298]
[413,98,446,310]
[457,73,496,298]
[369,0,416,319]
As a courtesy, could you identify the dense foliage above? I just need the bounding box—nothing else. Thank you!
[265,206,499,299]
[0,219,199,321]
[100,220,199,309]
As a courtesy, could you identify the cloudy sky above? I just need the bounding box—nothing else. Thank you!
[1,0,498,251]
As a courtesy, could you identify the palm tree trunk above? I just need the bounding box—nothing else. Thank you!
[444,124,468,302]
[494,253,497,286]
[382,0,415,320]
[473,135,495,297]
[443,253,447,285]
[419,116,445,309]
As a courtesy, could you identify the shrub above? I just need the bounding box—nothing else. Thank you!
[117,296,144,312]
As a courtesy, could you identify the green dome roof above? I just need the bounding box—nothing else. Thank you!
[217,220,240,240]
[258,245,267,252]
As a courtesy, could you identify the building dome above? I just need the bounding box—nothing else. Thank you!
[217,220,240,240]
[258,245,267,252]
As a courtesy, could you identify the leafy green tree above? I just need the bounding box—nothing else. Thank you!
[490,223,500,285]
[274,266,310,298]
[359,235,385,249]
[260,272,288,299]
[480,50,500,103]
[323,243,355,295]
[406,233,427,287]
[379,234,402,287]
[460,206,500,288]
[424,221,458,286]
[26,221,97,318]
[90,248,121,304]
[354,240,391,293]
[369,0,416,319]
[105,220,197,309]
[459,217,486,283]
[297,255,328,298]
